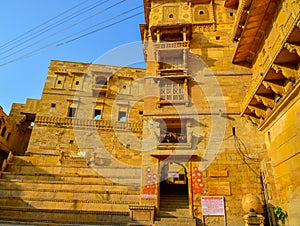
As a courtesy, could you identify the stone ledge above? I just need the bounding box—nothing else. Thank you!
[129,205,155,225]
[0,197,139,205]
[0,206,129,215]
[0,178,140,187]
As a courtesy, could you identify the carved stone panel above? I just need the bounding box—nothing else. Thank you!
[163,6,179,21]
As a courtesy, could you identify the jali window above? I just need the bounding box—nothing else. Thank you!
[160,81,185,101]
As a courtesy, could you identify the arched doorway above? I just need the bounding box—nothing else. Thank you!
[159,161,189,214]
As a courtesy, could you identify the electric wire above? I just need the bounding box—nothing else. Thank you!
[0,0,127,61]
[233,135,260,176]
[0,0,114,57]
[0,5,143,67]
[0,1,171,67]
[0,0,92,51]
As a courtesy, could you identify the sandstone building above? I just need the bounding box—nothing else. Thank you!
[0,0,299,225]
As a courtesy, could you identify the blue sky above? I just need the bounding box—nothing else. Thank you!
[0,0,145,114]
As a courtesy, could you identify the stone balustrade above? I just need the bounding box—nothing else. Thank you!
[35,116,143,132]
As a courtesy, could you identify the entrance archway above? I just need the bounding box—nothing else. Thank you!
[159,161,189,214]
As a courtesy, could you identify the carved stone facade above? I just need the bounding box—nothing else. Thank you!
[0,104,33,163]
[236,0,300,225]
[0,0,298,225]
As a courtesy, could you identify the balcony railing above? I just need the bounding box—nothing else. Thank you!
[155,41,189,50]
[35,116,142,132]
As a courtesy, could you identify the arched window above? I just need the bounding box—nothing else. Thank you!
[95,76,107,85]
[1,126,7,137]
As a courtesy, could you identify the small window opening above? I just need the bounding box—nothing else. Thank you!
[169,14,173,18]
[6,132,11,141]
[51,103,56,108]
[69,140,74,144]
[230,12,234,16]
[123,85,127,89]
[57,80,62,85]
[118,111,127,122]
[216,36,220,40]
[75,81,80,85]
[94,109,101,120]
[139,111,143,115]
[199,11,204,15]
[68,107,76,117]
[1,126,6,137]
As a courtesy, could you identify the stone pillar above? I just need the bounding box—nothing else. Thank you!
[182,27,187,41]
[155,29,160,43]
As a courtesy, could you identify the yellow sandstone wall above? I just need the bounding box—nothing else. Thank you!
[264,91,300,224]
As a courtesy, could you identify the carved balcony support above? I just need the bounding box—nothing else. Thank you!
[262,80,285,96]
[272,64,298,81]
[254,94,275,108]
[244,114,261,126]
[248,105,267,118]
[284,43,300,57]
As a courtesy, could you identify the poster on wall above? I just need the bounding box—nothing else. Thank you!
[201,196,226,225]
[201,196,225,215]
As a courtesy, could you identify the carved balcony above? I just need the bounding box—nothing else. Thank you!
[92,84,108,96]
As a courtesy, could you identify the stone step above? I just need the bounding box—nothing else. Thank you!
[0,198,138,212]
[157,209,191,218]
[0,221,118,226]
[1,172,140,185]
[0,179,140,192]
[160,197,188,202]
[12,156,62,165]
[160,206,190,211]
[0,188,140,202]
[7,164,141,177]
[155,220,196,226]
[0,206,129,225]
[13,155,123,168]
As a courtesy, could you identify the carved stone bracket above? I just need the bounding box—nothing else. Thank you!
[244,114,261,126]
[248,105,267,118]
[284,43,300,57]
[254,94,275,108]
[272,63,298,81]
[262,80,285,95]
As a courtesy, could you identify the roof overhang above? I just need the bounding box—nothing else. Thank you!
[232,0,279,67]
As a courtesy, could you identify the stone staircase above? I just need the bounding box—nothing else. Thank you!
[0,154,142,225]
[155,183,196,226]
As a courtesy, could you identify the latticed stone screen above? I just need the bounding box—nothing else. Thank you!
[160,82,185,101]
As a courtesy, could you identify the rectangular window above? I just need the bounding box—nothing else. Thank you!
[160,119,187,144]
[160,81,185,101]
[94,109,101,120]
[118,111,127,122]
[68,107,76,117]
